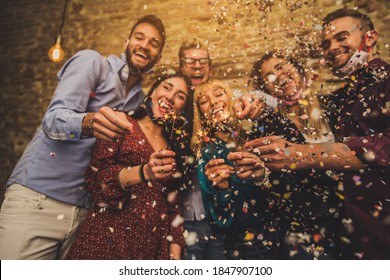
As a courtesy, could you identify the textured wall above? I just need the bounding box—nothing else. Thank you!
[0,0,389,191]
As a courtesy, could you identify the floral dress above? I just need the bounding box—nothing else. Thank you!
[66,117,184,259]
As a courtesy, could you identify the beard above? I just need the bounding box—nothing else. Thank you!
[326,48,354,69]
[125,47,159,74]
[328,49,369,77]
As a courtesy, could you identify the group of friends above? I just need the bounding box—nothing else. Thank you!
[0,8,389,260]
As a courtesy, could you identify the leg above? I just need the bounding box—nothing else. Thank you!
[0,184,87,259]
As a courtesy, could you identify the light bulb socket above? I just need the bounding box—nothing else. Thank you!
[55,35,62,45]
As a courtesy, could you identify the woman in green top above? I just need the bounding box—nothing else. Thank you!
[191,80,279,259]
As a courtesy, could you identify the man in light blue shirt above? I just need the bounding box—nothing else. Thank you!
[0,14,166,260]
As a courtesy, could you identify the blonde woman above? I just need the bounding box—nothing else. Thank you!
[192,80,279,260]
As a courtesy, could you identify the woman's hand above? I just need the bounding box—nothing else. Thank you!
[204,159,235,190]
[227,151,265,180]
[144,149,177,181]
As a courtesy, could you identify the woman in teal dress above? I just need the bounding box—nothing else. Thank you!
[191,80,279,259]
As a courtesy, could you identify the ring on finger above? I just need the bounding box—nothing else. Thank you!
[159,169,166,174]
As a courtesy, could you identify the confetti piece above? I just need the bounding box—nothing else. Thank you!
[186,156,194,164]
[172,172,183,178]
[184,231,198,246]
[313,233,323,243]
[267,74,277,83]
[363,150,375,162]
[244,232,255,241]
[335,192,345,200]
[298,99,309,106]
[91,166,99,172]
[310,108,322,120]
[166,235,173,242]
[171,215,184,228]
[57,214,65,220]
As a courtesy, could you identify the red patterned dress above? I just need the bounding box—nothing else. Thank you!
[66,117,185,259]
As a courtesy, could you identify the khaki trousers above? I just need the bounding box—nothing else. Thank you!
[0,184,88,259]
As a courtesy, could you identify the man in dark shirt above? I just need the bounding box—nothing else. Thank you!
[245,9,389,259]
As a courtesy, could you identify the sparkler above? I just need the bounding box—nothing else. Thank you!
[137,110,188,150]
[195,110,256,157]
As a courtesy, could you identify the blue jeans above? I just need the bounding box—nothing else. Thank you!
[183,220,226,260]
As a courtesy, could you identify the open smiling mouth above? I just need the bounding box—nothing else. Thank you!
[158,100,174,115]
[191,73,204,82]
[209,107,228,120]
[133,50,149,61]
[276,78,296,92]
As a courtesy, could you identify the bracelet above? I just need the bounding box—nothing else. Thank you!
[118,169,130,192]
[88,112,98,136]
[138,163,147,183]
[253,167,272,189]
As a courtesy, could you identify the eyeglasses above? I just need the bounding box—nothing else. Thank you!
[182,58,210,67]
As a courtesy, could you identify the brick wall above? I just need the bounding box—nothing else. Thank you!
[0,0,389,192]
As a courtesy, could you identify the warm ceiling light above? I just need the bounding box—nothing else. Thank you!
[48,35,64,62]
[48,0,69,63]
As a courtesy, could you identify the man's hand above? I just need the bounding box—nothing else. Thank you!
[83,106,133,141]
[245,136,301,171]
[233,93,266,120]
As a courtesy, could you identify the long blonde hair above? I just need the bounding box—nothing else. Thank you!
[191,80,240,154]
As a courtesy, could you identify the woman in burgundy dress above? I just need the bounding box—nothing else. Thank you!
[66,74,194,259]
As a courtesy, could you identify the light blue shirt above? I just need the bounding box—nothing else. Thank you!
[7,50,145,208]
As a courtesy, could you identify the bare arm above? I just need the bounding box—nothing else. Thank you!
[245,136,365,171]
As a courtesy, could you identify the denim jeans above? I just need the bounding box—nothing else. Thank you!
[183,220,226,260]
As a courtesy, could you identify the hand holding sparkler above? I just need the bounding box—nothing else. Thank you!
[227,151,266,181]
[204,158,235,190]
[144,149,177,181]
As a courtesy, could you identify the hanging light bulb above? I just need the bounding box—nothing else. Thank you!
[48,35,64,62]
[48,0,69,63]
